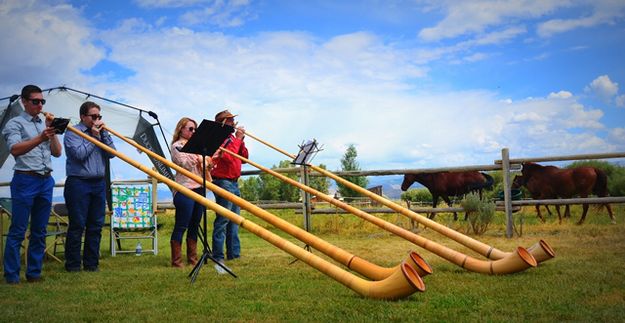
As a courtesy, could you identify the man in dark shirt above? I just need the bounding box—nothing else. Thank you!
[63,101,115,272]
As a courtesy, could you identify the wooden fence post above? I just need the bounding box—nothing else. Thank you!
[501,148,513,238]
[152,167,158,213]
[300,166,312,232]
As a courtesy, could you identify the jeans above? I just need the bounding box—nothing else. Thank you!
[171,187,205,243]
[63,177,106,271]
[212,179,241,261]
[3,173,54,283]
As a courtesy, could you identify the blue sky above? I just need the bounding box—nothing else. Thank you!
[1,0,625,187]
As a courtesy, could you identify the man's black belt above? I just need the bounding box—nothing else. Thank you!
[15,170,52,178]
[213,177,238,182]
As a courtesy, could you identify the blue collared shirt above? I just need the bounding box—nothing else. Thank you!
[64,122,116,178]
[2,111,53,174]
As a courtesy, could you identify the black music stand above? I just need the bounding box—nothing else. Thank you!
[289,140,322,264]
[291,140,321,166]
[181,119,237,282]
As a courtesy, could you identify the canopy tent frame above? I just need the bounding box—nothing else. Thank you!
[1,86,173,173]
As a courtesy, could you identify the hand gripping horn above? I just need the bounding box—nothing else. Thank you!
[243,131,555,264]
[103,126,432,280]
[67,125,424,299]
[219,146,537,275]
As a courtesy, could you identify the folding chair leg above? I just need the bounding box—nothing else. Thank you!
[44,242,63,263]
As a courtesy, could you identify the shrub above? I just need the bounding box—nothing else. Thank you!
[461,192,495,235]
[400,188,432,204]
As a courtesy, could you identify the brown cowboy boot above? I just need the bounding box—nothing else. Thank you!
[187,238,198,266]
[170,240,183,268]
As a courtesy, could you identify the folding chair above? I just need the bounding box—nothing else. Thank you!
[43,203,69,263]
[1,198,67,264]
[0,197,11,266]
[110,184,158,256]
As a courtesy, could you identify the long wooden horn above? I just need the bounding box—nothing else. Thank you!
[244,131,555,264]
[220,146,537,275]
[68,125,424,299]
[103,126,432,279]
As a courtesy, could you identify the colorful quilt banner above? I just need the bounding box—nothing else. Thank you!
[111,186,153,229]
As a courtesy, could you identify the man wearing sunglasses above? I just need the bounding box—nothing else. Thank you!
[210,109,248,272]
[2,85,62,284]
[63,101,115,273]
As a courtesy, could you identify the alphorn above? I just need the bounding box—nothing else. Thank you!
[103,126,432,280]
[244,131,555,264]
[67,125,424,299]
[219,146,537,275]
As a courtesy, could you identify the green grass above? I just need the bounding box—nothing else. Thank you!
[1,204,624,322]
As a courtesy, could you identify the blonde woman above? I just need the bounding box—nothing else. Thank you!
[170,117,211,267]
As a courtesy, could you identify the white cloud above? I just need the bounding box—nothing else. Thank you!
[419,1,625,41]
[134,0,213,8]
[411,26,525,65]
[0,0,105,94]
[418,1,566,41]
[133,0,254,27]
[2,0,624,187]
[179,0,253,27]
[468,26,527,46]
[608,128,625,144]
[511,112,545,122]
[537,0,625,37]
[89,16,620,169]
[616,94,625,108]
[548,91,573,99]
[585,75,619,103]
[462,52,489,63]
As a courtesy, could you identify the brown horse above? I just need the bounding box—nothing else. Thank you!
[513,162,614,224]
[401,171,494,220]
[512,174,556,221]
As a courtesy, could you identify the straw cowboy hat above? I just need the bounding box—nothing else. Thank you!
[214,109,237,122]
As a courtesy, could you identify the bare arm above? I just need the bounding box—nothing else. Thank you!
[50,133,62,157]
[9,127,58,157]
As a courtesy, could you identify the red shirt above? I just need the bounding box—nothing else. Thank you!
[210,134,248,180]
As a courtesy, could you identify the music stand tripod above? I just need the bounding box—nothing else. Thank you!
[181,119,237,283]
[289,140,322,264]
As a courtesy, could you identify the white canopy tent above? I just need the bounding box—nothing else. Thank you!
[0,87,174,198]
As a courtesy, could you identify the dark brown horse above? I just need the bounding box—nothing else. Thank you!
[512,162,614,224]
[401,171,494,220]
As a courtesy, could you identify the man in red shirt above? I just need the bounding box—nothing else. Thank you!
[210,110,248,268]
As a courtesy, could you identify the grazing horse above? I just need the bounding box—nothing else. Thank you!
[512,174,556,221]
[513,162,614,224]
[401,171,494,220]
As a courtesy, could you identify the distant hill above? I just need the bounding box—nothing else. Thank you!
[365,175,423,200]
[48,175,421,204]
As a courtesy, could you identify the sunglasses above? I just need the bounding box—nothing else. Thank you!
[86,114,102,120]
[186,126,195,132]
[28,98,46,105]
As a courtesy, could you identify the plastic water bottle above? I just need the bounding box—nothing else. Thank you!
[135,242,143,256]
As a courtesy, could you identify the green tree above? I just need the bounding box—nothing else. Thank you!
[238,162,331,202]
[309,163,330,195]
[239,176,261,201]
[276,160,300,202]
[254,160,301,202]
[258,170,281,201]
[400,188,433,204]
[337,144,368,201]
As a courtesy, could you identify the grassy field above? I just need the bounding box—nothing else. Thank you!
[1,204,624,322]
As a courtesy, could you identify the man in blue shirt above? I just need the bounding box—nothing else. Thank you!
[63,101,115,272]
[2,85,62,284]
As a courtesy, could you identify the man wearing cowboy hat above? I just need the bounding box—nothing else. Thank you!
[210,109,248,270]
